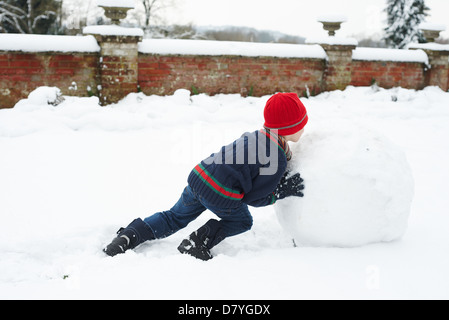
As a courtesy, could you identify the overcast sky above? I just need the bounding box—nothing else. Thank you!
[166,0,449,39]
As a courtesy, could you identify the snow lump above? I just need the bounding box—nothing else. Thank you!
[275,119,414,248]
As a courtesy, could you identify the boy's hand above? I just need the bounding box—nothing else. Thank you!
[274,172,305,200]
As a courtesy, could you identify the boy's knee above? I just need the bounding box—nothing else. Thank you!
[242,215,253,232]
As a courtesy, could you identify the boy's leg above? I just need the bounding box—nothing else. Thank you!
[144,186,207,239]
[178,203,253,260]
[104,186,205,257]
[104,218,155,257]
[210,204,254,242]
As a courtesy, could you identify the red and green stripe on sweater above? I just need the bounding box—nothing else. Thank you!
[192,130,289,203]
[192,163,277,204]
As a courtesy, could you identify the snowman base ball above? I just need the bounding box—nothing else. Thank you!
[275,120,414,248]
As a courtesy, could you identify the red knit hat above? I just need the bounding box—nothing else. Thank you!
[263,93,308,136]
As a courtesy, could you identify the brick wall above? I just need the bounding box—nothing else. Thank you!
[0,52,99,108]
[351,61,426,89]
[138,55,325,97]
[1,34,448,109]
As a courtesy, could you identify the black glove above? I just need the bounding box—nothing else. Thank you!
[274,171,305,200]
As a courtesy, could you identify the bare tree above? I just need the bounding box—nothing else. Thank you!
[140,0,176,33]
[61,0,104,35]
[0,2,28,33]
[0,0,61,34]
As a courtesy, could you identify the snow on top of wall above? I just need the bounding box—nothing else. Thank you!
[353,47,429,64]
[306,36,358,46]
[407,42,449,52]
[0,34,100,53]
[138,39,328,59]
[83,25,144,37]
[96,0,135,8]
[0,32,436,66]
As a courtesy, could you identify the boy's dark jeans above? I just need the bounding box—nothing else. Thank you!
[143,186,253,249]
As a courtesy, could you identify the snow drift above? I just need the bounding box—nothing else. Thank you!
[275,119,414,247]
[2,85,449,299]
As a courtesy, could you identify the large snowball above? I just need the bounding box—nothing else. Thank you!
[275,119,414,247]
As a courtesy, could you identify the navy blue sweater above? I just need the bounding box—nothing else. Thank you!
[188,129,288,208]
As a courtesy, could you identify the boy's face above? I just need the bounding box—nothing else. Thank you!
[284,129,305,143]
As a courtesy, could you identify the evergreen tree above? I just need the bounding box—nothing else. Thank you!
[384,0,429,48]
[0,0,62,34]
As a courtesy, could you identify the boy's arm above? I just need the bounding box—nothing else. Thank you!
[245,192,277,207]
[244,171,305,207]
[273,172,304,200]
[242,166,285,207]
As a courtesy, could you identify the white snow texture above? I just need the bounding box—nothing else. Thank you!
[83,25,144,37]
[276,120,414,248]
[96,0,135,8]
[1,85,449,299]
[138,39,327,59]
[0,34,100,53]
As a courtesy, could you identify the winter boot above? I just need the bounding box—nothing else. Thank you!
[177,219,227,261]
[103,218,155,257]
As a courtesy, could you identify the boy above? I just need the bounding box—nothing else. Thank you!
[104,92,308,260]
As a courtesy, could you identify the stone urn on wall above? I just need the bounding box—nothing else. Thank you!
[317,14,347,36]
[419,23,446,43]
[97,0,135,25]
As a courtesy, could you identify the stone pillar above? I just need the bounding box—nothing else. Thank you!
[425,49,449,91]
[308,15,356,92]
[320,43,357,91]
[84,26,143,105]
[409,43,449,91]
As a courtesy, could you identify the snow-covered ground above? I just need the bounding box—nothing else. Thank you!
[0,86,448,299]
